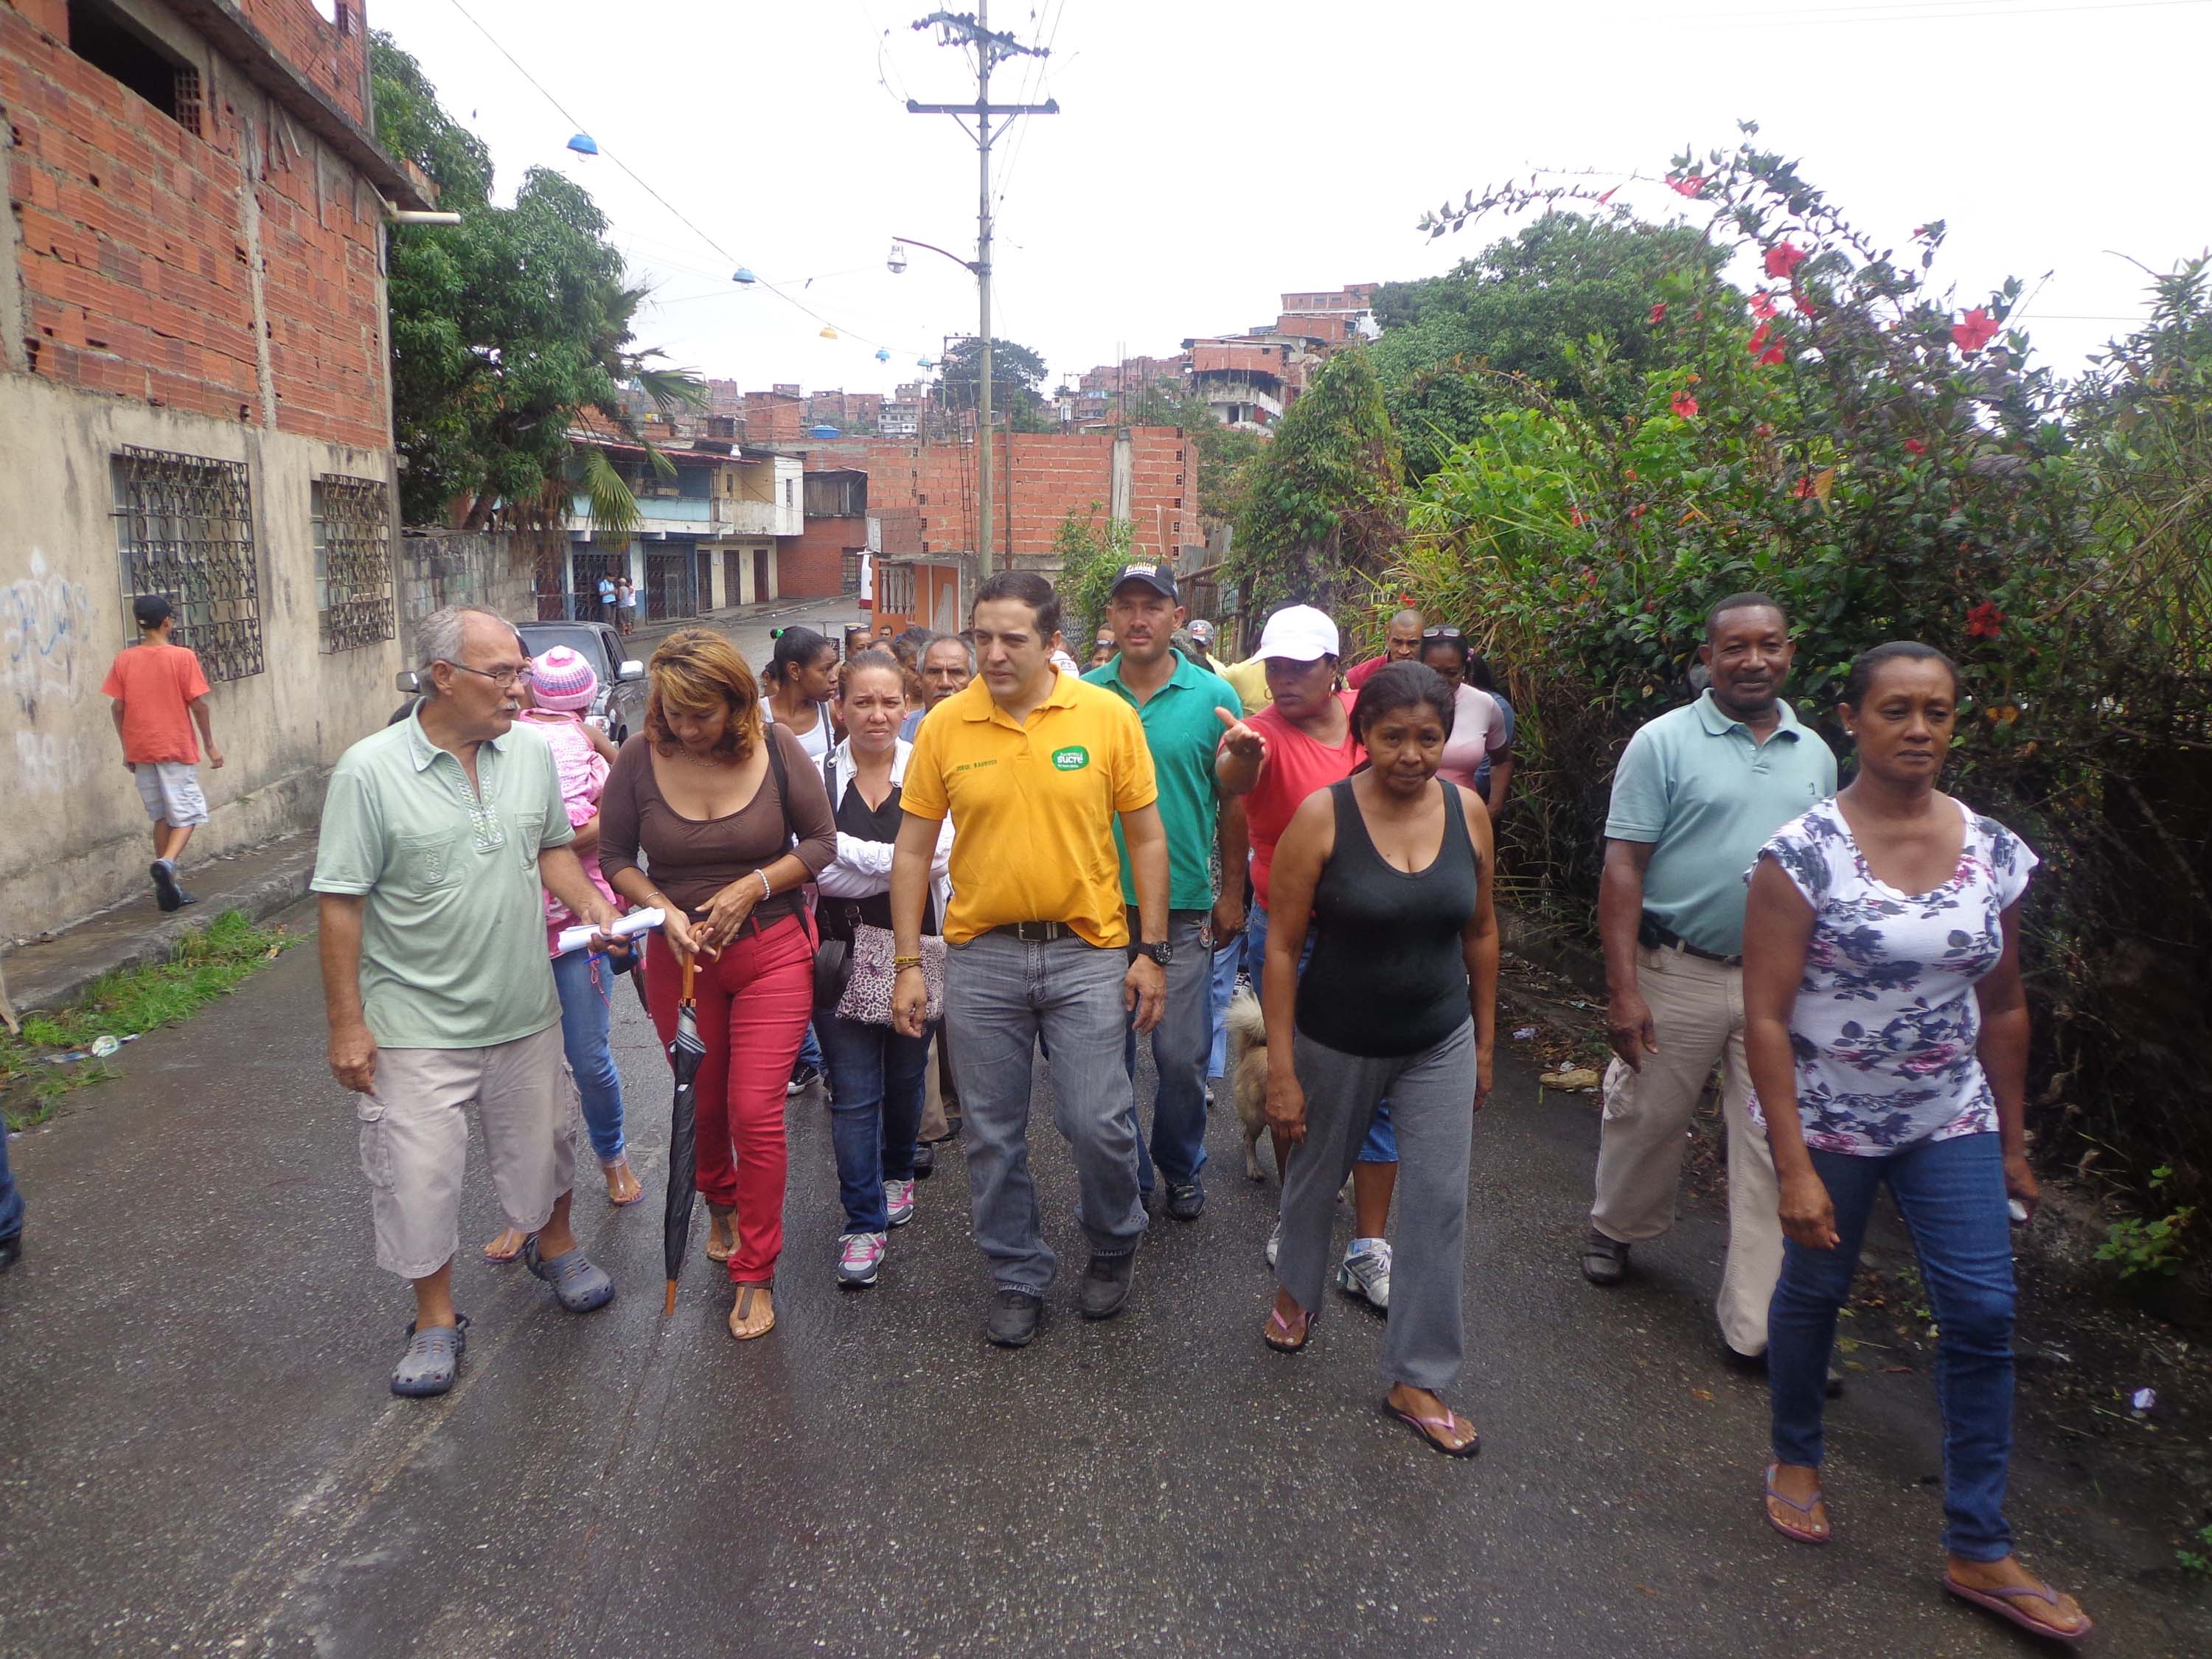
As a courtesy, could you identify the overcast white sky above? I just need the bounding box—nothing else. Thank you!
[369,0,2212,397]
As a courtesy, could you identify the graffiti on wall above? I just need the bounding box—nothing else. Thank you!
[14,728,86,799]
[4,549,97,718]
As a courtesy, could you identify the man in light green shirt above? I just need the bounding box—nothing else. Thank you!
[313,606,626,1397]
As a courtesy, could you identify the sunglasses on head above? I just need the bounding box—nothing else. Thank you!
[1422,625,1464,641]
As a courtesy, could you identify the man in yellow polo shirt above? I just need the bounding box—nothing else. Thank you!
[892,570,1171,1348]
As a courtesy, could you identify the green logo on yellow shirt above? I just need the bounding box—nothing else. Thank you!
[1050,745,1091,771]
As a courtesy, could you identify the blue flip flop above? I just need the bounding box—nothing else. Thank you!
[391,1314,468,1397]
[523,1237,615,1312]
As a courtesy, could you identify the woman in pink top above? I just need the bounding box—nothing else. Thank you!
[1417,629,1513,814]
[1217,604,1399,1310]
[483,646,641,1264]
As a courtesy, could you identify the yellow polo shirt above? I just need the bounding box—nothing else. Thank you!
[1216,654,1273,711]
[902,671,1158,947]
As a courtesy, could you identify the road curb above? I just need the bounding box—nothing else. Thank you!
[4,838,319,1017]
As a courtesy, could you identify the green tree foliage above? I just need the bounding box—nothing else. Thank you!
[1230,348,1403,615]
[939,336,1056,433]
[1401,134,2212,1224]
[1372,212,1722,481]
[1050,507,1135,641]
[371,35,697,528]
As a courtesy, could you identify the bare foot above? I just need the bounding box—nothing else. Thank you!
[1386,1382,1480,1455]
[602,1159,644,1206]
[727,1282,776,1340]
[482,1226,527,1263]
[1947,1554,2090,1640]
[1764,1462,1830,1542]
[705,1203,737,1263]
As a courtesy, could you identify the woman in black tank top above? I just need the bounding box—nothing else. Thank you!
[1257,663,1500,1458]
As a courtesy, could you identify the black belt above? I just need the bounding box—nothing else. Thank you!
[1639,914,1741,967]
[994,920,1080,943]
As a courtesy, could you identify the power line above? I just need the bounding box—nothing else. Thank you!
[438,0,936,360]
[1684,0,2209,20]
[994,0,1069,216]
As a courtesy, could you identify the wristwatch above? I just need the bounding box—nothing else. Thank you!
[1129,939,1172,967]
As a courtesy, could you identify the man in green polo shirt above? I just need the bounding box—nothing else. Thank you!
[1085,562,1247,1221]
[313,606,628,1398]
[1582,591,1839,1374]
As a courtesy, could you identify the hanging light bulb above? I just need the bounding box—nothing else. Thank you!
[731,266,757,285]
[874,347,891,363]
[566,133,599,157]
[819,326,839,340]
[917,358,934,369]
[886,242,909,275]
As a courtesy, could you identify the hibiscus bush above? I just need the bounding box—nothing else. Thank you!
[1391,131,2212,1233]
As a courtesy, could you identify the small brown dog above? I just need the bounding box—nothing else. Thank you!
[1224,990,1273,1180]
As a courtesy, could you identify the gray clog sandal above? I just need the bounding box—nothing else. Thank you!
[391,1315,469,1397]
[523,1237,615,1313]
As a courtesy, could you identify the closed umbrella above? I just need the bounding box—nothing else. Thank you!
[662,952,706,1315]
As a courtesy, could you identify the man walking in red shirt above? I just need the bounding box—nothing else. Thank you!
[101,595,223,911]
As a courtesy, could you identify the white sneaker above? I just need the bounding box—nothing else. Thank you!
[1337,1237,1391,1310]
[835,1231,886,1287]
[1265,1219,1281,1267]
[884,1178,916,1228]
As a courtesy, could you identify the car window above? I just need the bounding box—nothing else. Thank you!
[518,625,611,680]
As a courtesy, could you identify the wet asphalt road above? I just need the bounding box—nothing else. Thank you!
[1,919,2204,1657]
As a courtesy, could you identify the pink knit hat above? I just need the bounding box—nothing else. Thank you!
[531,644,599,712]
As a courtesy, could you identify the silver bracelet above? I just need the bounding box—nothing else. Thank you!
[757,869,773,902]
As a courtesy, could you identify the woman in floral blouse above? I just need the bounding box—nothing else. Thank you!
[1742,641,2090,1647]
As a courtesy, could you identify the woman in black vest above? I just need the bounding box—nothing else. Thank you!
[815,650,951,1289]
[1259,662,1499,1456]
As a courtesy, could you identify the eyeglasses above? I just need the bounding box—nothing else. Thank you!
[1422,625,1464,641]
[442,659,535,689]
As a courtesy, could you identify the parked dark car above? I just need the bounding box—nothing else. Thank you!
[389,620,647,740]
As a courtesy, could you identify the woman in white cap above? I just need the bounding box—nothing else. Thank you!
[1216,605,1401,1310]
[482,645,641,1262]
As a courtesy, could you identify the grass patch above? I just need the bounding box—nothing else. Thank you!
[1,910,299,1131]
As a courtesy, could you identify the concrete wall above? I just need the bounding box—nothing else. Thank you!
[395,530,546,664]
[0,374,401,938]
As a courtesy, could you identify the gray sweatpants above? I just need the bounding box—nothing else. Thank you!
[1276,1020,1476,1392]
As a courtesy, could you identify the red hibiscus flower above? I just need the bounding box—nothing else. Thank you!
[1668,174,1705,198]
[1793,289,1817,317]
[1670,392,1699,419]
[1904,437,1927,456]
[1966,601,2005,640]
[1749,291,1777,320]
[1764,242,1808,279]
[1952,308,2000,354]
[1649,302,1667,324]
[1794,476,1818,500]
[1759,341,1787,366]
[1747,321,1771,353]
[1570,507,1587,527]
[1629,502,1649,521]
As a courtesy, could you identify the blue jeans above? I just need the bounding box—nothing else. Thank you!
[796,1021,824,1077]
[946,930,1145,1293]
[1769,1131,2016,1560]
[819,1012,930,1234]
[1207,932,1242,1080]
[1128,911,1212,1193]
[552,949,627,1164]
[1247,899,1397,1164]
[0,1117,22,1242]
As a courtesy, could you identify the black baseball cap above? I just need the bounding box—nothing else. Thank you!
[1109,561,1178,602]
[132,594,173,627]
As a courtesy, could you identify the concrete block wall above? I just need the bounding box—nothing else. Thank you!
[781,514,862,599]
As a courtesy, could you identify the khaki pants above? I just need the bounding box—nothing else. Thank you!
[1590,944,1781,1357]
[357,1022,577,1281]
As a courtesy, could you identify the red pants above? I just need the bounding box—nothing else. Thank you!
[645,915,814,1284]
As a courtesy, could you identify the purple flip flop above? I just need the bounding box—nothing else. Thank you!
[1763,1463,1830,1545]
[1943,1575,2093,1646]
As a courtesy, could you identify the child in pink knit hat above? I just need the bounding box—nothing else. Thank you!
[484,645,641,1261]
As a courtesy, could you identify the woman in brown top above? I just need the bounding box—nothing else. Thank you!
[599,630,835,1340]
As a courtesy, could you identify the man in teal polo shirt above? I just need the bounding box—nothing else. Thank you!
[1085,562,1246,1220]
[314,606,627,1397]
[1582,592,1838,1371]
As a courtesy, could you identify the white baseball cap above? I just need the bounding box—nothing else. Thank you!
[1254,604,1340,662]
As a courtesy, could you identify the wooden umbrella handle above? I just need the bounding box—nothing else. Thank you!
[681,950,697,1003]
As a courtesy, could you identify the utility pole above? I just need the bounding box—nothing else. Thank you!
[908,7,1056,577]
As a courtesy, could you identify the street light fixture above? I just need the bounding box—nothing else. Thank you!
[886,241,909,275]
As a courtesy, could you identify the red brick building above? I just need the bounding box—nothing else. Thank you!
[1,0,430,929]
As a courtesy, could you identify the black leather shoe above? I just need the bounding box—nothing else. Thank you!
[1165,1180,1205,1221]
[0,1233,19,1273]
[984,1288,1043,1348]
[912,1140,936,1180]
[1581,1228,1630,1287]
[1079,1251,1136,1321]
